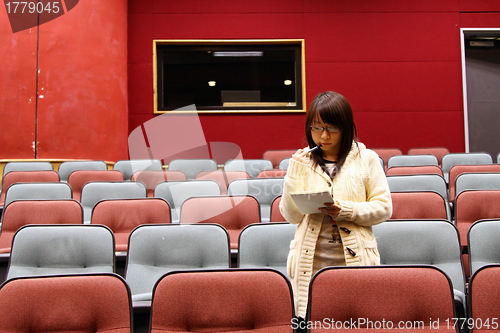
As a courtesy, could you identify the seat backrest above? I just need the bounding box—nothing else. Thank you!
[195,170,249,195]
[131,170,187,197]
[468,264,500,325]
[308,266,456,331]
[125,224,230,302]
[262,149,296,169]
[68,170,124,201]
[270,195,286,222]
[407,147,450,165]
[113,159,163,180]
[441,152,493,182]
[468,219,500,276]
[371,148,403,170]
[154,180,221,223]
[80,181,147,223]
[151,269,294,333]
[386,174,448,200]
[373,220,465,298]
[258,169,287,178]
[224,159,273,178]
[227,178,284,222]
[180,195,260,249]
[91,198,171,252]
[278,158,291,170]
[238,223,296,276]
[386,165,443,176]
[168,159,218,180]
[0,200,83,253]
[0,170,60,206]
[454,172,500,200]
[449,164,500,202]
[387,154,439,168]
[0,274,132,333]
[389,191,449,220]
[4,182,72,208]
[58,160,108,182]
[7,225,115,280]
[2,161,53,177]
[454,190,500,248]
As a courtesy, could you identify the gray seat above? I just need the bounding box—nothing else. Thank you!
[454,172,500,199]
[154,180,220,223]
[168,159,218,180]
[113,159,163,180]
[373,220,466,316]
[125,224,230,302]
[386,174,451,219]
[58,160,108,182]
[2,161,53,177]
[224,159,273,178]
[6,224,115,280]
[238,222,296,277]
[227,178,284,222]
[387,154,439,168]
[278,158,291,170]
[80,181,147,223]
[468,219,500,277]
[4,182,72,208]
[441,152,493,183]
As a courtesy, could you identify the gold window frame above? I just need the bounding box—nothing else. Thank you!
[153,39,306,114]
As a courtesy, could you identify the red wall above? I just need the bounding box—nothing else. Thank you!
[128,0,500,160]
[0,0,128,161]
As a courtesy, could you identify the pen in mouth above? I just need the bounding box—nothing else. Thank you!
[305,144,322,153]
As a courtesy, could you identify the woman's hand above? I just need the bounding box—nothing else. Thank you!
[292,148,311,164]
[319,201,342,220]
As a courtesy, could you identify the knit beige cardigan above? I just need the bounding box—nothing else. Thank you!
[280,142,392,318]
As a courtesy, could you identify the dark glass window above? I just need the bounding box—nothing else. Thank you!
[154,40,305,113]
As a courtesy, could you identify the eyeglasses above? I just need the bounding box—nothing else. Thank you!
[310,125,340,133]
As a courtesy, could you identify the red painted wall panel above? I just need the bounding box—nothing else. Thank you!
[35,0,128,161]
[305,0,460,13]
[0,12,37,158]
[460,13,500,28]
[460,0,500,12]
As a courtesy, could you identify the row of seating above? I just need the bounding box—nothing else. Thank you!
[3,263,500,332]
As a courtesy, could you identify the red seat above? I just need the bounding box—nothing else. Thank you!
[68,170,124,201]
[390,191,448,221]
[468,264,500,333]
[132,170,187,197]
[270,195,286,222]
[195,170,249,195]
[151,269,294,333]
[0,170,60,207]
[448,164,500,203]
[408,147,450,166]
[91,198,171,251]
[262,149,296,169]
[386,165,443,176]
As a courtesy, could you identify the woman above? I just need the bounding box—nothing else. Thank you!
[280,91,392,319]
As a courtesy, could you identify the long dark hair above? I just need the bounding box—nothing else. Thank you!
[305,91,358,173]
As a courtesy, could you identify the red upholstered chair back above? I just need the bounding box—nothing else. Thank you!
[390,191,449,221]
[0,170,60,206]
[0,199,83,253]
[151,269,294,333]
[308,266,457,332]
[386,165,443,176]
[91,198,171,251]
[132,170,187,197]
[262,149,296,169]
[448,164,500,202]
[270,196,286,222]
[469,265,500,325]
[372,148,403,170]
[180,195,260,249]
[0,274,132,333]
[408,147,450,166]
[258,169,287,178]
[195,170,249,195]
[68,170,124,201]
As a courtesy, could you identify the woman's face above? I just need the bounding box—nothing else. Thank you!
[310,117,342,159]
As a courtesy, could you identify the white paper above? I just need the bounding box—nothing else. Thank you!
[290,191,334,215]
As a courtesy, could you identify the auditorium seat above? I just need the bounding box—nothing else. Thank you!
[125,224,230,302]
[386,165,443,176]
[168,158,218,180]
[270,195,286,222]
[308,266,457,332]
[7,225,115,280]
[467,264,500,333]
[468,219,500,277]
[441,152,493,183]
[0,170,60,208]
[58,160,108,182]
[91,198,171,252]
[131,170,187,197]
[2,161,53,177]
[150,269,294,333]
[371,148,403,170]
[389,191,449,221]
[448,165,500,204]
[3,182,72,209]
[407,147,450,166]
[0,199,83,253]
[0,274,132,333]
[180,195,260,250]
[238,222,296,277]
[387,154,439,168]
[195,170,249,195]
[258,169,287,178]
[262,149,296,169]
[68,170,124,201]
[113,159,163,180]
[454,172,500,202]
[224,159,273,178]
